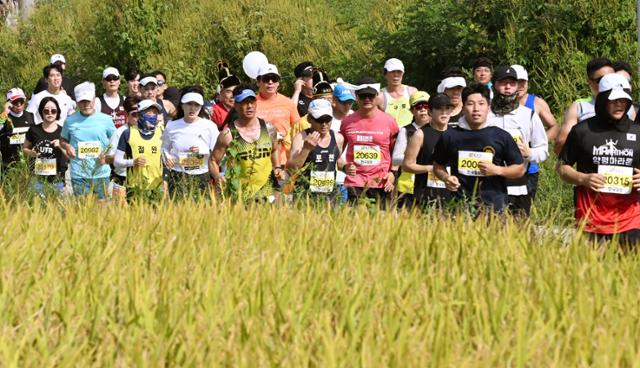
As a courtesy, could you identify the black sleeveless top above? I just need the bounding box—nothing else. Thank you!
[301,129,340,195]
[99,95,127,128]
[414,125,451,203]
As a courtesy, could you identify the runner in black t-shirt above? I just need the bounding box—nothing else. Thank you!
[558,73,640,246]
[403,93,454,207]
[432,84,525,212]
[23,96,69,194]
[1,88,34,171]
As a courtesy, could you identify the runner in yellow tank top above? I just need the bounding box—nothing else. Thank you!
[113,99,164,195]
[210,86,283,202]
[378,58,417,127]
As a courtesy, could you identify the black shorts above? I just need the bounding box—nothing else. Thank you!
[347,187,389,209]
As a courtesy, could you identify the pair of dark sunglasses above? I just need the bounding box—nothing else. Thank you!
[312,116,333,125]
[261,75,280,83]
[104,75,119,82]
[11,99,25,106]
[357,93,376,100]
[43,108,58,115]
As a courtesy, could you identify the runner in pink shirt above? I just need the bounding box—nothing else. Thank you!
[340,77,399,208]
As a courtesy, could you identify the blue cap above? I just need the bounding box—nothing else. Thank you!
[333,84,355,102]
[234,89,256,103]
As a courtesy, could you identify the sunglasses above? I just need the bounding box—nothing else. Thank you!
[357,93,376,100]
[313,116,333,125]
[43,109,58,115]
[157,80,166,86]
[11,99,25,106]
[104,75,119,82]
[413,103,429,111]
[261,75,280,83]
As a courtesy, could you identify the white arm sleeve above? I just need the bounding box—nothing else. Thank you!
[392,127,408,166]
[113,150,134,168]
[528,113,549,164]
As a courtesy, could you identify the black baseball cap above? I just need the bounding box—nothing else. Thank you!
[492,66,518,83]
[428,93,453,109]
[294,61,314,78]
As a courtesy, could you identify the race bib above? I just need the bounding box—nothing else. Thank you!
[507,185,528,196]
[427,167,449,188]
[506,128,523,144]
[598,165,632,194]
[34,158,57,176]
[77,141,101,159]
[178,152,206,172]
[458,151,494,177]
[353,145,381,166]
[9,127,29,145]
[310,171,336,193]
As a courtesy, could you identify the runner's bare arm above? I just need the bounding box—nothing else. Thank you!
[335,133,347,170]
[479,161,526,179]
[164,99,177,119]
[554,102,578,155]
[22,139,38,158]
[535,97,559,141]
[286,132,312,170]
[266,122,283,171]
[556,161,604,191]
[402,130,430,174]
[209,128,232,180]
[434,163,459,191]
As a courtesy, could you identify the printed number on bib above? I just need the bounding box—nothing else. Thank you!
[179,152,206,171]
[353,145,381,166]
[458,151,493,177]
[598,165,632,194]
[310,171,336,193]
[9,127,29,145]
[34,158,57,176]
[427,167,450,188]
[78,141,101,159]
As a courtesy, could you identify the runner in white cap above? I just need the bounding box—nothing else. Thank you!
[162,87,219,197]
[1,87,34,170]
[94,67,128,129]
[378,58,417,127]
[139,74,176,124]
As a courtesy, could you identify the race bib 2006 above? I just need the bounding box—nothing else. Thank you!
[458,151,493,177]
[77,141,101,159]
[598,165,632,194]
[353,145,381,166]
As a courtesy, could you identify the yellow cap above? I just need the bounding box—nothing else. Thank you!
[410,91,430,107]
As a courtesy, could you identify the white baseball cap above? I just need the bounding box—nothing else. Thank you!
[384,58,405,73]
[180,92,204,106]
[599,73,632,101]
[137,99,162,112]
[257,63,280,77]
[102,67,120,79]
[511,64,528,81]
[50,54,66,64]
[139,76,158,87]
[74,82,96,102]
[6,88,26,101]
[308,99,333,120]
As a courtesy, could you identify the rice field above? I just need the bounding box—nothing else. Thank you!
[0,197,638,367]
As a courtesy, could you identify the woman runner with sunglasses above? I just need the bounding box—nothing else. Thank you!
[23,96,69,195]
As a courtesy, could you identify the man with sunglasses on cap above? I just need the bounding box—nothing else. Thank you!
[403,93,454,207]
[287,99,345,200]
[377,58,417,127]
[341,77,399,208]
[210,85,282,202]
[94,67,127,129]
[432,84,525,213]
[391,90,431,208]
[288,69,334,142]
[557,73,640,246]
[33,53,77,101]
[1,88,34,170]
[255,63,300,166]
[555,58,615,155]
[487,66,548,216]
[212,63,240,130]
[139,74,176,124]
[60,82,116,200]
[291,61,315,117]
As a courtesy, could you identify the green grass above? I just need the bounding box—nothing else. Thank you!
[0,197,638,366]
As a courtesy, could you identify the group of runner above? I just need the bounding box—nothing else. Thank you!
[2,53,640,244]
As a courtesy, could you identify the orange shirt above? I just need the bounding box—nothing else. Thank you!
[256,93,300,164]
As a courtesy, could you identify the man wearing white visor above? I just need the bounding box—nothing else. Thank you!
[162,87,219,197]
[558,73,640,247]
[437,75,466,128]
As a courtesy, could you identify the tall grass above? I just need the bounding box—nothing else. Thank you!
[0,198,637,366]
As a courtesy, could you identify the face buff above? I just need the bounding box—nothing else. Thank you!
[138,113,158,136]
[491,92,519,115]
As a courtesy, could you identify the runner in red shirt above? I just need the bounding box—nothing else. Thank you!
[558,73,640,246]
[340,77,399,208]
[212,63,240,130]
